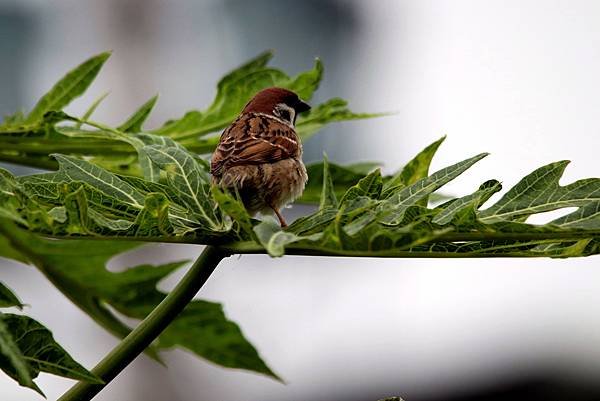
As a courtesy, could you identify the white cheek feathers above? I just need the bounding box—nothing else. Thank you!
[273,103,296,127]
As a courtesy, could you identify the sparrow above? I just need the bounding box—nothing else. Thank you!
[210,87,311,228]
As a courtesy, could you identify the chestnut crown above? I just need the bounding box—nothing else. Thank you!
[242,87,311,126]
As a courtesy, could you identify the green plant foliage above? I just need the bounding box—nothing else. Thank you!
[25,52,111,124]
[2,133,599,259]
[0,312,102,396]
[76,92,109,129]
[295,98,386,142]
[117,95,158,133]
[299,136,445,205]
[0,282,23,309]
[300,160,379,203]
[0,51,376,175]
[0,219,278,387]
[479,161,600,228]
[0,313,37,394]
[2,51,600,397]
[319,156,338,210]
[383,135,446,195]
[152,52,325,140]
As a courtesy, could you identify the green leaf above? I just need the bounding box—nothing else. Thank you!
[340,168,383,204]
[144,145,223,230]
[76,92,109,129]
[0,312,38,395]
[295,98,386,142]
[286,58,323,101]
[0,312,102,396]
[300,160,378,203]
[480,161,600,228]
[0,283,23,309]
[0,220,144,348]
[383,136,446,197]
[319,156,338,210]
[211,186,252,238]
[379,153,489,225]
[3,53,600,262]
[286,208,338,238]
[117,95,158,133]
[12,144,219,239]
[0,168,30,229]
[432,180,502,225]
[153,52,377,143]
[7,132,600,259]
[52,154,145,208]
[0,220,276,379]
[0,52,382,178]
[26,52,111,123]
[152,51,282,139]
[0,235,29,264]
[99,259,279,379]
[157,300,280,380]
[132,193,173,236]
[53,115,162,182]
[254,220,310,257]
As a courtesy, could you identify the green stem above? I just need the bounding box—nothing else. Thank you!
[41,230,600,258]
[44,229,600,247]
[58,245,229,401]
[0,153,58,170]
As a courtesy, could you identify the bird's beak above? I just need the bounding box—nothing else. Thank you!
[295,99,311,113]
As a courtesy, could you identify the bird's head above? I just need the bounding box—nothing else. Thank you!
[242,87,311,126]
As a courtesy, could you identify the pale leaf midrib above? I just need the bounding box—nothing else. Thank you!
[149,148,218,228]
[60,157,143,208]
[480,198,600,222]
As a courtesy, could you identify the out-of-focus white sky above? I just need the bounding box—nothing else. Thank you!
[1,1,600,400]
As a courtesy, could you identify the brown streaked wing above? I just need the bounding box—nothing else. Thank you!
[210,113,299,177]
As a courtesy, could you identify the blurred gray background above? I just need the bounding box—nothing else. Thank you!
[2,1,600,400]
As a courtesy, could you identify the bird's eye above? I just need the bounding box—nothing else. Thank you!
[274,104,295,124]
[279,109,290,121]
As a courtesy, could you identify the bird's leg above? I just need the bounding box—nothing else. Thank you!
[269,205,288,228]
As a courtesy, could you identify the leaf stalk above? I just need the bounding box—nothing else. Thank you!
[58,245,229,401]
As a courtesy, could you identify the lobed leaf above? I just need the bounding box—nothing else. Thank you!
[285,58,323,101]
[157,300,280,380]
[117,95,159,133]
[0,312,101,396]
[255,220,316,257]
[295,98,385,142]
[378,153,489,225]
[144,145,224,231]
[0,283,23,309]
[0,51,381,178]
[0,220,278,380]
[153,54,374,144]
[0,312,38,395]
[300,160,378,203]
[382,136,446,198]
[26,52,111,123]
[211,186,253,239]
[339,168,383,205]
[76,92,109,129]
[3,51,600,397]
[432,180,502,226]
[480,161,600,228]
[52,154,145,208]
[319,156,338,210]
